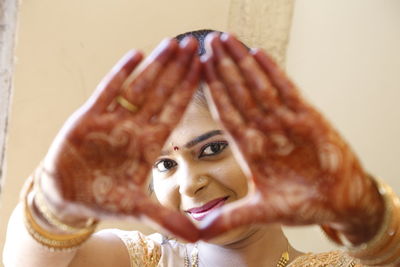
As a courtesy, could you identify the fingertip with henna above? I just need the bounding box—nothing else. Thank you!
[198,210,227,240]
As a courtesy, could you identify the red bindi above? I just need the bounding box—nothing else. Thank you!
[173,146,179,151]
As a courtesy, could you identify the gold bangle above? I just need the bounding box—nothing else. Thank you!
[357,187,400,266]
[33,166,96,232]
[320,176,392,250]
[347,178,400,265]
[22,174,98,251]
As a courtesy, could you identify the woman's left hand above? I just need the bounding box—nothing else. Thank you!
[200,34,384,245]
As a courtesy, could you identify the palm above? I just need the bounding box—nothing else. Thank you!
[40,38,201,241]
[200,34,383,243]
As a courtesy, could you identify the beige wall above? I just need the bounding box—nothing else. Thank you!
[284,0,400,250]
[1,0,399,263]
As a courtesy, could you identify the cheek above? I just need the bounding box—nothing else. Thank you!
[216,157,249,199]
[153,175,180,210]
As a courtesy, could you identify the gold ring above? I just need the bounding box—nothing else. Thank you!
[116,96,138,112]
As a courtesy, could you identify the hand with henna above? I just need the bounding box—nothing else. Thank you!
[200,33,385,245]
[38,38,201,242]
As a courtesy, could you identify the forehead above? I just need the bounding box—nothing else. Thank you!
[165,102,220,147]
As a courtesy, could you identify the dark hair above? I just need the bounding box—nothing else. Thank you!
[148,30,219,194]
[174,29,250,108]
[175,29,223,108]
[174,29,221,57]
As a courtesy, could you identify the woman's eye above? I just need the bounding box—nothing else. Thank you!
[154,159,177,172]
[199,141,228,158]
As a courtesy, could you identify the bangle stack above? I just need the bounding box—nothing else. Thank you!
[22,170,98,252]
[322,177,400,265]
[346,179,400,266]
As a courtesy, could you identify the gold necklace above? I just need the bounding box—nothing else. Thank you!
[184,244,289,267]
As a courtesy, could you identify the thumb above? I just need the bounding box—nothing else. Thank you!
[199,194,266,240]
[137,199,200,243]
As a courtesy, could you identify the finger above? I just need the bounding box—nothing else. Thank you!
[120,39,179,109]
[139,37,198,122]
[157,55,201,126]
[104,185,199,242]
[203,56,274,162]
[221,34,281,114]
[251,49,327,148]
[199,195,265,240]
[137,198,200,242]
[252,49,305,112]
[202,55,246,136]
[207,34,265,125]
[88,50,143,113]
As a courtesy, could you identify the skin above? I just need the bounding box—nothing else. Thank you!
[151,100,304,265]
[152,99,250,244]
[5,34,389,267]
[38,37,202,242]
[39,34,384,244]
[200,33,385,246]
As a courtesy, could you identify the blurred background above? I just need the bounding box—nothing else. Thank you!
[1,0,399,263]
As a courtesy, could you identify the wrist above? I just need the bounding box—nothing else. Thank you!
[31,189,92,233]
[339,175,385,245]
[21,170,98,251]
[28,189,64,234]
[322,177,400,266]
[35,162,94,230]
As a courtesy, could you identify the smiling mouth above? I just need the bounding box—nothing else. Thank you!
[186,197,229,221]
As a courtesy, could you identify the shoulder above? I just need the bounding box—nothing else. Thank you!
[69,228,134,267]
[110,229,189,267]
[109,229,162,267]
[289,250,363,267]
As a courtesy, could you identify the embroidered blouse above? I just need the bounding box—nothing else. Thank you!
[109,229,363,267]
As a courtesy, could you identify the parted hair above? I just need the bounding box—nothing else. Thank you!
[174,29,220,57]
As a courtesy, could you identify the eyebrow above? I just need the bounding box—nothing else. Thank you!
[160,130,223,156]
[184,130,223,148]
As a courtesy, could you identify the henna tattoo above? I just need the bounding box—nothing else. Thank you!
[200,34,384,244]
[318,142,342,173]
[92,173,114,204]
[39,38,201,242]
[144,143,162,165]
[270,133,294,156]
[242,128,266,159]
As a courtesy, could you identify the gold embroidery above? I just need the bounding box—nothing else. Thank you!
[115,231,365,267]
[117,231,161,267]
[289,251,363,267]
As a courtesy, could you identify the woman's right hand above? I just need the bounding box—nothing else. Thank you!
[38,38,201,242]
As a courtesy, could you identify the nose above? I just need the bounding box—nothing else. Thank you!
[178,163,210,197]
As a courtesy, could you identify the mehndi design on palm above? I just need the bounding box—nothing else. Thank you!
[200,34,384,245]
[40,38,201,242]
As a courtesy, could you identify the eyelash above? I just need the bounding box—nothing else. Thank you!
[199,141,228,158]
[154,141,228,172]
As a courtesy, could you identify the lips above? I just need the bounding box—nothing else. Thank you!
[186,197,228,221]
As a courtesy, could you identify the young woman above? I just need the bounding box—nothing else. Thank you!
[3,30,400,267]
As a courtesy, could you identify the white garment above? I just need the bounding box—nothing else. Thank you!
[109,229,196,267]
[109,229,361,267]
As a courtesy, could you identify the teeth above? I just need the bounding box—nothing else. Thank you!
[191,210,210,219]
[189,198,226,221]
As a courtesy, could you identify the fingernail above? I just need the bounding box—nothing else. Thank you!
[180,36,191,47]
[157,38,173,50]
[147,38,176,62]
[220,32,230,41]
[200,54,210,63]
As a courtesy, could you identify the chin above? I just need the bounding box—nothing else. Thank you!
[204,225,259,246]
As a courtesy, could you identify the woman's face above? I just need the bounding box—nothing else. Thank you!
[152,100,249,240]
